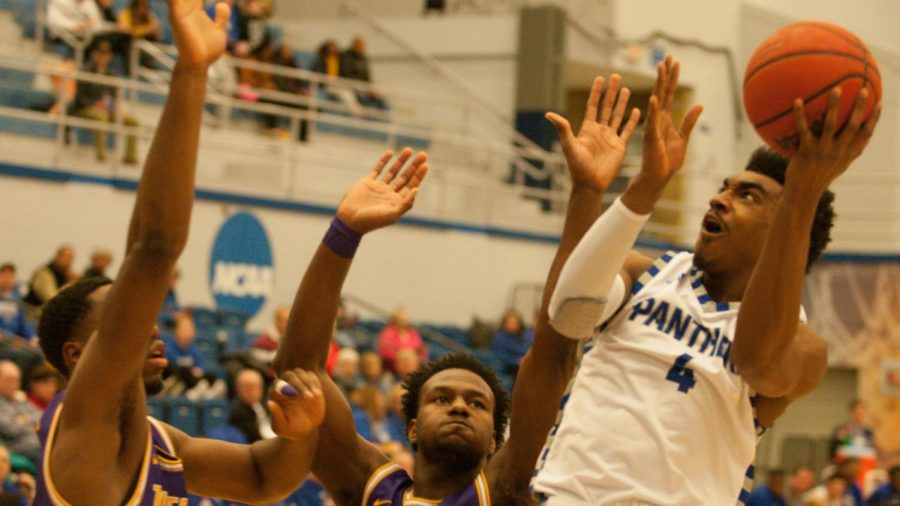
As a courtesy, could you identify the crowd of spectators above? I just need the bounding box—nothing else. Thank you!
[43,0,389,152]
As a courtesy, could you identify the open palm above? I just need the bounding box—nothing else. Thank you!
[642,56,703,182]
[337,148,429,234]
[168,0,229,68]
[547,75,640,192]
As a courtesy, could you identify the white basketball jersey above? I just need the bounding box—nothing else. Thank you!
[532,251,793,505]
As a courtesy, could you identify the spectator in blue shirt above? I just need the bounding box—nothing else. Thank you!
[747,469,787,506]
[868,466,900,506]
[0,265,33,342]
[163,313,225,400]
[490,309,533,381]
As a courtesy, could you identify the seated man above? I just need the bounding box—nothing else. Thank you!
[69,40,139,164]
[0,361,40,462]
[228,368,275,443]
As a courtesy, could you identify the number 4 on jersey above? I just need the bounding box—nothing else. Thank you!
[666,353,696,393]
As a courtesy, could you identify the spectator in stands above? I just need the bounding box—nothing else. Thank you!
[0,265,34,342]
[252,305,289,369]
[392,348,421,383]
[228,368,275,443]
[359,351,393,393]
[490,309,533,381]
[787,465,816,506]
[335,300,372,350]
[163,313,226,400]
[385,383,407,448]
[377,307,427,372]
[24,245,76,320]
[116,0,161,73]
[81,248,112,279]
[312,39,362,116]
[117,0,161,42]
[836,458,864,505]
[46,0,104,60]
[0,445,33,506]
[831,400,877,485]
[25,365,59,415]
[271,43,310,142]
[350,385,402,445]
[868,466,900,506]
[237,38,287,137]
[340,36,387,111]
[236,0,272,53]
[802,473,849,506]
[331,348,361,398]
[0,361,40,462]
[70,40,140,164]
[747,469,787,506]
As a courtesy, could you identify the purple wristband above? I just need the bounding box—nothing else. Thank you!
[323,216,362,259]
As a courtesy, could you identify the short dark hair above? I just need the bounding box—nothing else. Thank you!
[401,353,510,451]
[745,147,836,272]
[0,263,14,273]
[38,276,112,375]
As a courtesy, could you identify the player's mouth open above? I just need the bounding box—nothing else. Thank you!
[702,214,726,236]
[147,342,168,368]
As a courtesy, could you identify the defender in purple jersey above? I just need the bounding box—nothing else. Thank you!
[32,1,325,504]
[271,73,643,504]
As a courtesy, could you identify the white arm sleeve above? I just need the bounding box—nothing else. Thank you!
[549,197,649,339]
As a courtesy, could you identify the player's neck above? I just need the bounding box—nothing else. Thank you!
[701,268,750,302]
[411,458,482,499]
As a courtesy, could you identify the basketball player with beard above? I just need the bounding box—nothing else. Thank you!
[33,1,325,504]
[273,69,643,504]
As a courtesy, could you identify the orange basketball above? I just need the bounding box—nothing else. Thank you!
[743,21,881,156]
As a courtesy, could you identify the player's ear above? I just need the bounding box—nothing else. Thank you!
[488,436,497,456]
[407,420,417,445]
[62,340,85,370]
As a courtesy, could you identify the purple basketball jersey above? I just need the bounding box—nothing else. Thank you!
[35,392,189,506]
[362,463,491,505]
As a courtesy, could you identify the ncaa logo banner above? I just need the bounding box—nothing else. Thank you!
[209,212,274,318]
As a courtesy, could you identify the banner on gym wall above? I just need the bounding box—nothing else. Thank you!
[209,211,274,318]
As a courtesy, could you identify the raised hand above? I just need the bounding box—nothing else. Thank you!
[641,55,703,184]
[168,0,229,70]
[268,369,326,440]
[336,148,429,234]
[546,74,641,192]
[787,88,881,196]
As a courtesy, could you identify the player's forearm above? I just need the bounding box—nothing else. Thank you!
[549,193,649,338]
[127,67,207,257]
[732,189,818,381]
[274,243,351,373]
[245,434,319,503]
[620,173,668,215]
[534,187,603,355]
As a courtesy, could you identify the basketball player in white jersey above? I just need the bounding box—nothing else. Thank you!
[531,55,881,504]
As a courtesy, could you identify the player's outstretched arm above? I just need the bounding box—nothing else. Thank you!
[51,1,229,502]
[546,56,701,341]
[487,74,640,495]
[732,89,881,398]
[273,149,427,504]
[164,368,325,504]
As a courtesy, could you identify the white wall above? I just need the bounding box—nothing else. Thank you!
[0,175,556,330]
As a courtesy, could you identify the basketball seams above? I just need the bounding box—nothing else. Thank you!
[800,21,866,53]
[751,74,867,128]
[744,50,870,85]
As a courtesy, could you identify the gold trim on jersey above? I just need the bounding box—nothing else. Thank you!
[362,462,402,506]
[41,402,153,506]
